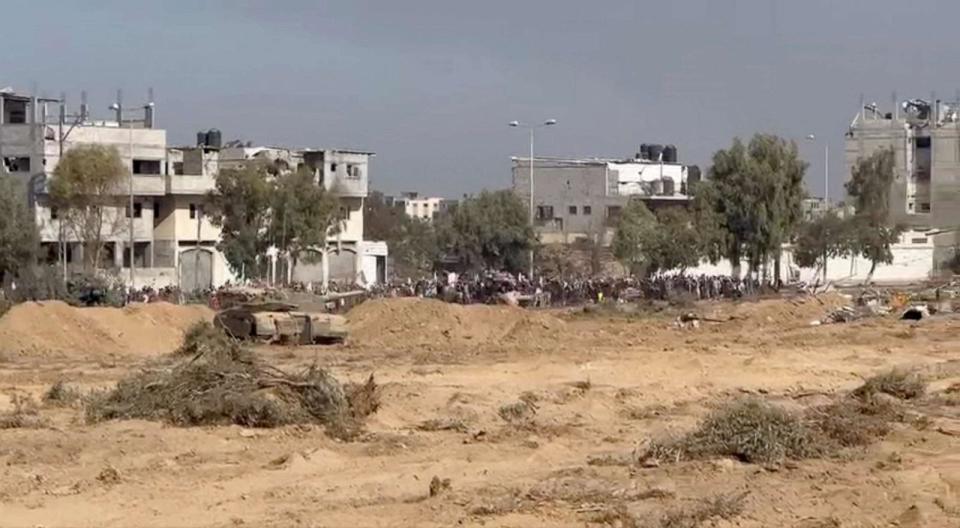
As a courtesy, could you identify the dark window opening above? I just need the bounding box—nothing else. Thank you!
[915,137,931,148]
[153,201,161,219]
[189,203,197,219]
[911,237,928,244]
[172,161,184,174]
[535,205,554,220]
[123,242,150,268]
[50,206,58,220]
[126,202,143,218]
[4,100,28,124]
[568,205,578,215]
[2,156,30,172]
[132,159,161,175]
[919,202,931,213]
[583,205,592,215]
[330,163,338,173]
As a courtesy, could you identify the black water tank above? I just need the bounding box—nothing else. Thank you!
[196,131,207,147]
[662,178,675,195]
[663,144,678,163]
[687,165,702,185]
[648,144,663,161]
[639,143,651,160]
[206,128,222,149]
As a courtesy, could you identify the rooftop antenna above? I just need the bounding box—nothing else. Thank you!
[893,90,898,122]
[111,89,123,124]
[144,87,155,128]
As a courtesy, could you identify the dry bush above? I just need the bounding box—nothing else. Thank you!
[808,396,900,447]
[85,338,378,440]
[652,492,747,528]
[0,394,48,429]
[853,370,926,401]
[43,380,83,407]
[175,321,240,357]
[647,399,824,464]
[499,400,537,423]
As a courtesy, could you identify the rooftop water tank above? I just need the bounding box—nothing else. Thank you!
[206,128,222,149]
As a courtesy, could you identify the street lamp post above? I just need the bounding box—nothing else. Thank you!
[806,134,829,205]
[509,118,557,278]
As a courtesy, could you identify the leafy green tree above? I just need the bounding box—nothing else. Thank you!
[436,190,535,273]
[364,191,438,277]
[651,207,702,273]
[845,148,901,284]
[206,164,273,279]
[611,199,658,275]
[704,134,807,279]
[0,175,39,283]
[269,168,341,273]
[792,211,853,281]
[49,144,129,270]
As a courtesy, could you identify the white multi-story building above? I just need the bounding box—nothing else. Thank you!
[0,88,386,289]
[392,192,446,221]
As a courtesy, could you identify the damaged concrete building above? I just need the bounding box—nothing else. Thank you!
[845,95,960,271]
[511,144,700,245]
[0,87,386,289]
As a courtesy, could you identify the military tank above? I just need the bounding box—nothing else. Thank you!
[213,301,348,345]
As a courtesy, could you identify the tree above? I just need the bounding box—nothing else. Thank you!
[845,148,901,284]
[792,211,853,282]
[611,199,658,275]
[364,191,438,277]
[206,163,273,279]
[0,175,39,283]
[436,190,535,273]
[49,144,129,270]
[651,207,702,273]
[704,134,807,279]
[269,168,341,276]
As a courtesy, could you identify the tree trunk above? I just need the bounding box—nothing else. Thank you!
[730,245,741,280]
[773,252,782,290]
[864,259,877,285]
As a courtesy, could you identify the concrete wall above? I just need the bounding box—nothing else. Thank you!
[403,197,443,220]
[334,196,364,243]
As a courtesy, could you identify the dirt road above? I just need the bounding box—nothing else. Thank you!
[1,296,959,527]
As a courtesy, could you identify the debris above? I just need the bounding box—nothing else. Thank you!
[901,305,930,321]
[429,476,451,497]
[96,466,121,484]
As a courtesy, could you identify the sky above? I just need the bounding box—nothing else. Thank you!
[3,0,960,199]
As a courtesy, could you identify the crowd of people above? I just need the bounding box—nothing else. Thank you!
[369,272,778,306]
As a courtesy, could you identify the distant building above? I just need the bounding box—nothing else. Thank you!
[390,192,449,221]
[846,95,960,270]
[0,86,386,289]
[511,145,700,245]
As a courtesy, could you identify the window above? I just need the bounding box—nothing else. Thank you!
[606,206,622,218]
[346,164,361,179]
[568,206,578,215]
[919,202,931,213]
[50,206,58,220]
[132,159,161,175]
[911,237,928,244]
[189,204,198,219]
[535,205,554,220]
[330,163,338,173]
[126,202,143,218]
[153,201,161,219]
[2,156,30,172]
[172,161,184,174]
[583,205,592,215]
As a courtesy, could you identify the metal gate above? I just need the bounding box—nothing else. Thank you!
[180,248,213,291]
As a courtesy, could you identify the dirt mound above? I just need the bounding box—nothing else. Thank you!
[0,301,213,360]
[347,298,565,349]
[712,293,850,327]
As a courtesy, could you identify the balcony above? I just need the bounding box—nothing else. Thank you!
[129,175,165,196]
[167,174,215,195]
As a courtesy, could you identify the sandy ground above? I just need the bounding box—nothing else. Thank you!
[1,296,959,527]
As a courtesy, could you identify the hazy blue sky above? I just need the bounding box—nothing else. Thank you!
[3,0,958,198]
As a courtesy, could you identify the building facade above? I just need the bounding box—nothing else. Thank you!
[0,88,386,289]
[511,152,698,245]
[845,96,960,270]
[391,192,445,221]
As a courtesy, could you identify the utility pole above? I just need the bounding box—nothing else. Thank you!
[195,204,202,291]
[509,119,557,279]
